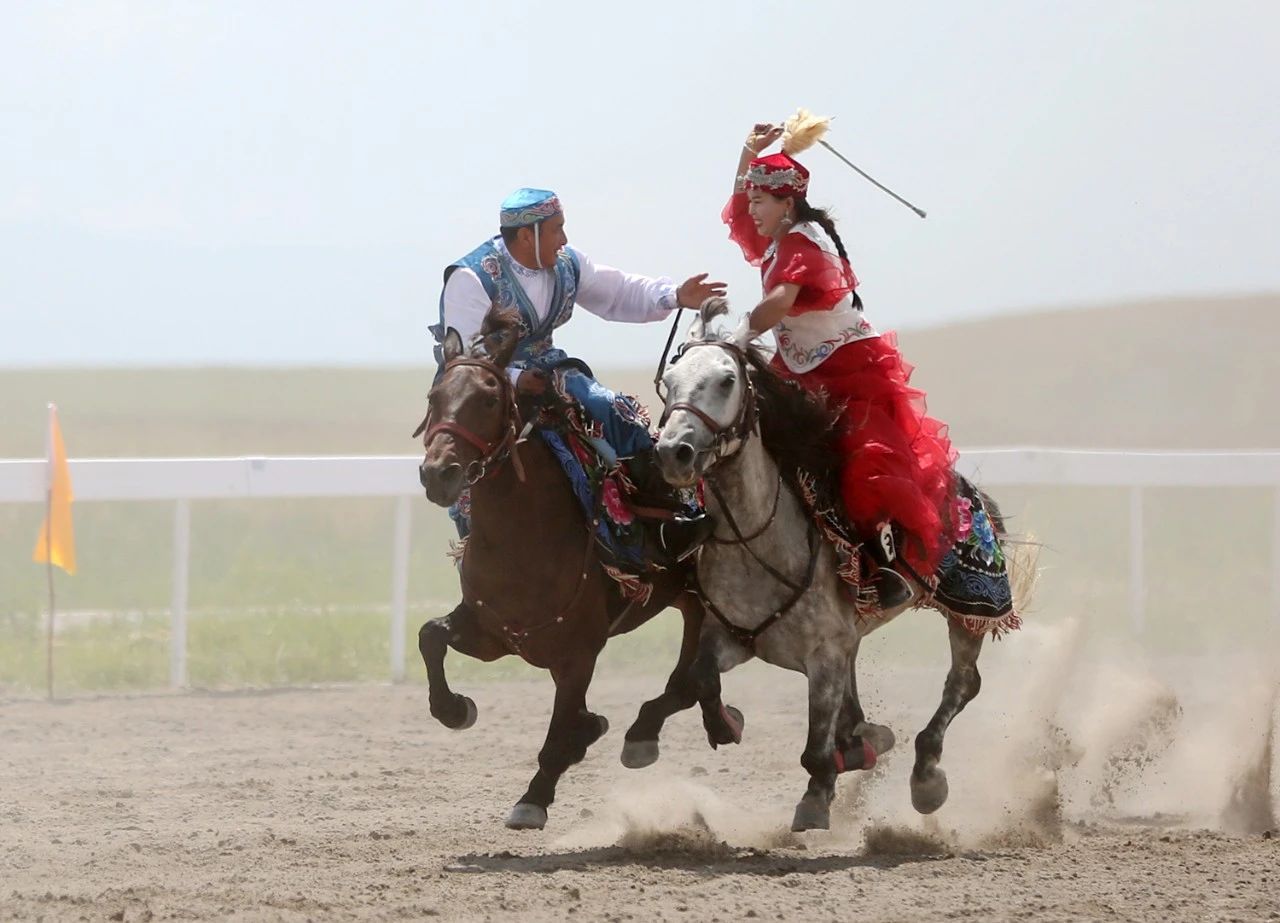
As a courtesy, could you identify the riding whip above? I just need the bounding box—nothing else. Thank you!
[782,109,927,219]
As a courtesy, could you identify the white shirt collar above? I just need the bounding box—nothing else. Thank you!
[497,237,549,278]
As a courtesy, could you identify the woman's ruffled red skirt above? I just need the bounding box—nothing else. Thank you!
[772,332,957,574]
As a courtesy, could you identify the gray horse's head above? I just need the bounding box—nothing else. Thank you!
[655,298,754,488]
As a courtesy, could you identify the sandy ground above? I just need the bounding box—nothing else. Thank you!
[2,624,1278,923]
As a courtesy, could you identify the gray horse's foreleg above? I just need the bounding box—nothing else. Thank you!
[691,623,752,748]
[792,653,858,831]
[419,603,508,730]
[911,617,984,814]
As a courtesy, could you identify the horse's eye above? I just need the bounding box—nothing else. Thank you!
[720,374,736,389]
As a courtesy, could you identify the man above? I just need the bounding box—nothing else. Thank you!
[432,187,724,561]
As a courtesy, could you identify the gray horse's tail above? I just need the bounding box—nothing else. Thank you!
[976,486,1040,620]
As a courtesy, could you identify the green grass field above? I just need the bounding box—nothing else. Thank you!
[3,293,1278,695]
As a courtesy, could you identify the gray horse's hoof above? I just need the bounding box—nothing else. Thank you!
[856,721,896,757]
[592,714,610,737]
[620,739,659,769]
[911,766,949,814]
[790,796,831,832]
[505,803,548,830]
[449,695,478,731]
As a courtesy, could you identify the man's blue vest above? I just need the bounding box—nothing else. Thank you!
[431,237,582,371]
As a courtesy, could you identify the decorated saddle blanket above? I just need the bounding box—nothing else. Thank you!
[533,368,705,601]
[792,469,1022,637]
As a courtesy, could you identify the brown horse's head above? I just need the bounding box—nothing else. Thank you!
[415,309,522,506]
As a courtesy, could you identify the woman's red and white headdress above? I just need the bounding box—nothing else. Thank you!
[742,109,832,199]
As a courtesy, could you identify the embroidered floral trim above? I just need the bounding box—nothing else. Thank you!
[499,196,562,229]
[775,316,876,368]
[744,164,809,195]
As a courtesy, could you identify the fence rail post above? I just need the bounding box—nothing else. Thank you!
[389,495,412,682]
[170,498,191,689]
[1129,487,1145,635]
[1272,486,1280,629]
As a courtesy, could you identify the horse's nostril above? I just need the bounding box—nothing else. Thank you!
[440,463,463,487]
[675,443,695,466]
[418,464,431,488]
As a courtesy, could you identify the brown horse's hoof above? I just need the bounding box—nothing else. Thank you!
[505,803,548,830]
[621,739,659,769]
[705,704,745,748]
[439,695,477,731]
[722,705,744,742]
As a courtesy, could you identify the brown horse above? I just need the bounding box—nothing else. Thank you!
[414,313,738,830]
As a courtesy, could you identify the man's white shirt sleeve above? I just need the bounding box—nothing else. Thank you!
[573,249,678,323]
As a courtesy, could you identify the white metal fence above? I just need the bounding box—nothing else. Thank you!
[2,450,1278,687]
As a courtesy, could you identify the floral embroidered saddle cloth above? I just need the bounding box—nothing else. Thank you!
[528,371,696,603]
[792,468,1021,636]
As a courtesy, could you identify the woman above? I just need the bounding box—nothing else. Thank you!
[723,122,956,607]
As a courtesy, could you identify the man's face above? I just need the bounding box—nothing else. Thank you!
[536,213,568,266]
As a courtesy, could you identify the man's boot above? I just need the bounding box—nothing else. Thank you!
[865,522,915,610]
[626,451,716,563]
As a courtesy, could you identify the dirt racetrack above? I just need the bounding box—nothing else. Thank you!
[3,623,1278,923]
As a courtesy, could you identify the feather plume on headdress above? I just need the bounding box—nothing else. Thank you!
[781,109,831,156]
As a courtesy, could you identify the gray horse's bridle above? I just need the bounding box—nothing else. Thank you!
[661,337,821,651]
[659,339,759,466]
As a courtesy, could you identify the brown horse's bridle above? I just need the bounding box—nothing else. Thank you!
[413,356,527,485]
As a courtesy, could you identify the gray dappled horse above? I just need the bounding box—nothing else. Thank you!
[649,299,1027,832]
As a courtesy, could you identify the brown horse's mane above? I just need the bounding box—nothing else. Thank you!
[740,345,843,486]
[478,305,522,348]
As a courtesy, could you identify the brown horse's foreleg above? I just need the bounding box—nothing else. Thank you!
[691,624,752,749]
[418,603,507,730]
[911,617,984,814]
[621,598,704,768]
[507,652,603,830]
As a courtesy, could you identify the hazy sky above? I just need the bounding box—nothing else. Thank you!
[2,1,1277,367]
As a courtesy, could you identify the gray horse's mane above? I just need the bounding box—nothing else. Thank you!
[692,299,843,491]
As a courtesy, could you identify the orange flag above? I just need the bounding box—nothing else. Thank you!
[32,404,76,575]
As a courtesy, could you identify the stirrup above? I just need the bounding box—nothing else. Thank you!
[658,514,716,562]
[873,566,914,609]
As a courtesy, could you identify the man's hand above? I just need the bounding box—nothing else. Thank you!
[516,369,547,396]
[746,123,784,154]
[676,273,728,309]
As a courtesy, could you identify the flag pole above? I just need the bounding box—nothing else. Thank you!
[44,403,55,702]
